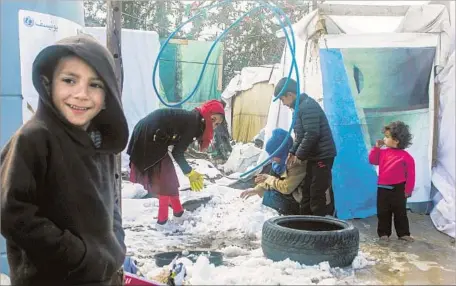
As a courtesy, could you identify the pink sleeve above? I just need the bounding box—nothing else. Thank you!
[404,153,416,195]
[368,147,381,165]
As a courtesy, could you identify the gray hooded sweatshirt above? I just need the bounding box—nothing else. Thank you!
[1,34,129,285]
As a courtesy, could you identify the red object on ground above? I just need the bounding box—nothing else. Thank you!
[124,272,166,286]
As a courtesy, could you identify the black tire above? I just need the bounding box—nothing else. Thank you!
[262,215,359,268]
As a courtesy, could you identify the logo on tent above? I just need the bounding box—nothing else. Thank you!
[23,16,34,27]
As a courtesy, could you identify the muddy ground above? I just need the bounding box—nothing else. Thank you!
[350,213,456,285]
[126,193,455,285]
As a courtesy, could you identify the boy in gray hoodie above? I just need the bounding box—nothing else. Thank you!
[1,34,128,285]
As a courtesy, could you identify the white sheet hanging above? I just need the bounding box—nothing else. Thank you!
[431,51,455,238]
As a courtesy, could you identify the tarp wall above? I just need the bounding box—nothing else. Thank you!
[221,65,278,136]
[232,82,273,143]
[159,39,223,110]
[431,51,455,237]
[320,34,437,219]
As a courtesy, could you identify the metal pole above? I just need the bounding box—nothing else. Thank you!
[107,0,123,211]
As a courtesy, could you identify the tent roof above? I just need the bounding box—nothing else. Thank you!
[277,3,451,38]
[221,64,279,101]
[276,3,453,73]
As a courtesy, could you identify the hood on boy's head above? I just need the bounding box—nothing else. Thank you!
[265,128,293,159]
[32,34,129,153]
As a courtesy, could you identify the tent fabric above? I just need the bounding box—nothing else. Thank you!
[319,41,436,219]
[159,40,223,110]
[431,51,455,238]
[395,4,453,73]
[232,82,273,143]
[268,4,454,223]
[221,65,278,135]
[159,39,179,102]
[84,27,161,171]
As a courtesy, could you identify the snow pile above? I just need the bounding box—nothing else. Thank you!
[185,255,337,285]
[122,181,148,199]
[121,161,376,285]
[220,245,250,258]
[351,252,376,270]
[174,159,224,190]
[122,185,277,253]
[220,143,262,174]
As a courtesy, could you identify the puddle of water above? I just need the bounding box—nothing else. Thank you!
[357,240,456,285]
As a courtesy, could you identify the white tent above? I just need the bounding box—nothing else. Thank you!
[267,3,455,236]
[84,27,161,171]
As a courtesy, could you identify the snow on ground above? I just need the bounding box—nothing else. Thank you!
[122,159,378,285]
[220,143,263,174]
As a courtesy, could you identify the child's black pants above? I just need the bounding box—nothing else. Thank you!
[377,182,410,237]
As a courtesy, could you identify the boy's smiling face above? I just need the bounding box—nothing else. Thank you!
[51,56,106,130]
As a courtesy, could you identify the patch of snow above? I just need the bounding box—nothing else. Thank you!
[184,256,338,285]
[187,159,222,179]
[351,252,376,270]
[122,159,376,285]
[221,245,250,258]
[122,181,148,199]
[221,143,262,174]
[213,176,238,186]
[173,158,223,190]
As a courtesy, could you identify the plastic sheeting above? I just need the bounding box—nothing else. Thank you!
[320,39,436,219]
[431,52,455,238]
[395,4,453,73]
[232,82,273,143]
[84,27,161,170]
[221,65,278,135]
[159,40,222,111]
[159,39,179,102]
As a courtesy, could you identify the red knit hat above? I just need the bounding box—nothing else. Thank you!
[195,100,225,151]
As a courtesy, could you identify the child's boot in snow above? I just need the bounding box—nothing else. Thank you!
[172,211,190,224]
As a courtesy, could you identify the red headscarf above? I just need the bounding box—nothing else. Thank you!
[195,100,225,151]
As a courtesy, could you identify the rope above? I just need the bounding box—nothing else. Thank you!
[152,0,301,178]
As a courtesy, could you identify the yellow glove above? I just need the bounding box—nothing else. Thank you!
[185,169,204,192]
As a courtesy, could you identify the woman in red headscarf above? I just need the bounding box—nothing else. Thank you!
[127,100,225,231]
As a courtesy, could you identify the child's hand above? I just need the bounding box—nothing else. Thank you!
[254,174,269,184]
[375,140,385,148]
[287,153,301,168]
[240,188,259,200]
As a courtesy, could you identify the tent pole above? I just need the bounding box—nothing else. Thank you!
[107,0,123,212]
